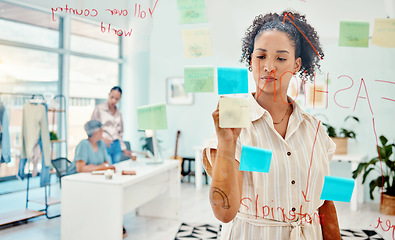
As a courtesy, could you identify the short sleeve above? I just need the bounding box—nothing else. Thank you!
[74,140,89,163]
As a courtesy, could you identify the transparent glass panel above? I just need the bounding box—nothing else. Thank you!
[0,2,59,48]
[0,45,59,95]
[68,56,118,160]
[71,20,119,58]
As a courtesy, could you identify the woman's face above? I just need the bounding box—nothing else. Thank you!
[251,30,301,99]
[108,90,121,108]
[90,128,103,142]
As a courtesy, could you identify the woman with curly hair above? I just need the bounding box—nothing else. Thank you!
[202,11,341,239]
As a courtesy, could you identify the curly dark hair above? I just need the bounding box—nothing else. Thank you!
[240,11,324,81]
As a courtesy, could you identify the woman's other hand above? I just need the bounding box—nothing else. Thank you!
[102,137,113,147]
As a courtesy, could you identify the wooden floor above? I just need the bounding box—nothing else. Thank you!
[0,181,394,240]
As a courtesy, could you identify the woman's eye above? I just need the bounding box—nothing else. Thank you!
[278,57,286,61]
[256,56,265,59]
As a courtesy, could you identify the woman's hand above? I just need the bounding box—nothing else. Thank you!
[122,150,137,161]
[101,162,116,171]
[212,100,242,145]
[102,137,113,147]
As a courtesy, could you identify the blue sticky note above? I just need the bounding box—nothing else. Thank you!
[239,145,272,172]
[320,176,355,202]
[217,67,248,95]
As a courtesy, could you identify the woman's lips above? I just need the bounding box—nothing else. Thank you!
[262,76,276,83]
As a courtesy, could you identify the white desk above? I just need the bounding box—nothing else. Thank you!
[61,159,180,240]
[332,154,367,211]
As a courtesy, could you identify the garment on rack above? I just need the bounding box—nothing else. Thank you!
[31,143,42,177]
[17,138,51,187]
[0,102,11,164]
[21,102,50,167]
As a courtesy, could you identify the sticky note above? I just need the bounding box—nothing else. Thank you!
[177,0,206,24]
[339,21,369,47]
[219,97,249,128]
[320,176,355,202]
[181,28,212,58]
[184,66,214,92]
[239,146,272,173]
[371,18,395,48]
[217,67,248,95]
[137,103,168,130]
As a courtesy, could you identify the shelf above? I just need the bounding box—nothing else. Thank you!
[48,108,65,112]
[0,209,45,226]
[50,140,66,143]
[29,197,61,206]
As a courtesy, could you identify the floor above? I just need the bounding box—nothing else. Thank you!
[0,180,394,240]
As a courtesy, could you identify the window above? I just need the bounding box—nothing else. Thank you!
[0,2,59,48]
[67,20,121,160]
[0,2,122,181]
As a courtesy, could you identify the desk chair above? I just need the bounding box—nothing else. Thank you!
[51,157,71,188]
[181,157,208,184]
[120,141,132,161]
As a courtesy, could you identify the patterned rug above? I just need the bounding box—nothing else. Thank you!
[174,223,385,240]
[174,223,221,240]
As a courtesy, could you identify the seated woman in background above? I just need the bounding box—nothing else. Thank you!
[67,120,115,175]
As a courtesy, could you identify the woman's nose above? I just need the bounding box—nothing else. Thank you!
[263,61,275,73]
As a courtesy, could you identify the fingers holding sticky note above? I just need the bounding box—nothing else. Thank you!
[219,97,250,128]
[239,145,272,173]
[320,176,355,202]
[137,103,168,130]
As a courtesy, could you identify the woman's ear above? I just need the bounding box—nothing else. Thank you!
[294,57,302,73]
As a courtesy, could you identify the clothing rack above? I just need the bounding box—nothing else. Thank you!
[0,92,67,226]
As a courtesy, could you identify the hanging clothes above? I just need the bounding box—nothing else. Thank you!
[18,139,51,186]
[21,102,51,167]
[0,101,11,164]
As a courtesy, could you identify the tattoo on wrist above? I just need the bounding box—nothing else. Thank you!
[211,187,230,209]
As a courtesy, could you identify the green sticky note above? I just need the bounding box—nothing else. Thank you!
[184,66,214,93]
[137,103,168,130]
[177,0,206,24]
[339,21,369,47]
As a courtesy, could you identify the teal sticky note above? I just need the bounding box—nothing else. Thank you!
[320,176,355,202]
[184,66,214,92]
[239,145,272,173]
[177,0,207,24]
[137,103,168,130]
[339,21,369,47]
[217,67,248,95]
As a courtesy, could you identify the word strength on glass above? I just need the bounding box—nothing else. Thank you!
[50,0,159,37]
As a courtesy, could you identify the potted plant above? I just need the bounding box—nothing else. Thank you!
[320,115,359,154]
[352,135,395,215]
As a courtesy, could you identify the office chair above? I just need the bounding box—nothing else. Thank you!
[120,141,132,161]
[51,157,71,188]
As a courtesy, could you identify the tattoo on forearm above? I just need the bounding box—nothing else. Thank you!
[211,187,230,209]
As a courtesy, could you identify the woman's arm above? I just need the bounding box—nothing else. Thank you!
[318,200,341,240]
[76,160,115,173]
[207,104,244,223]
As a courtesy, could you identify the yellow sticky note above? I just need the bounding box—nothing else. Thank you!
[219,98,250,128]
[181,28,213,58]
[371,18,395,48]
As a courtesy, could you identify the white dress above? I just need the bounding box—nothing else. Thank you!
[203,93,336,240]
